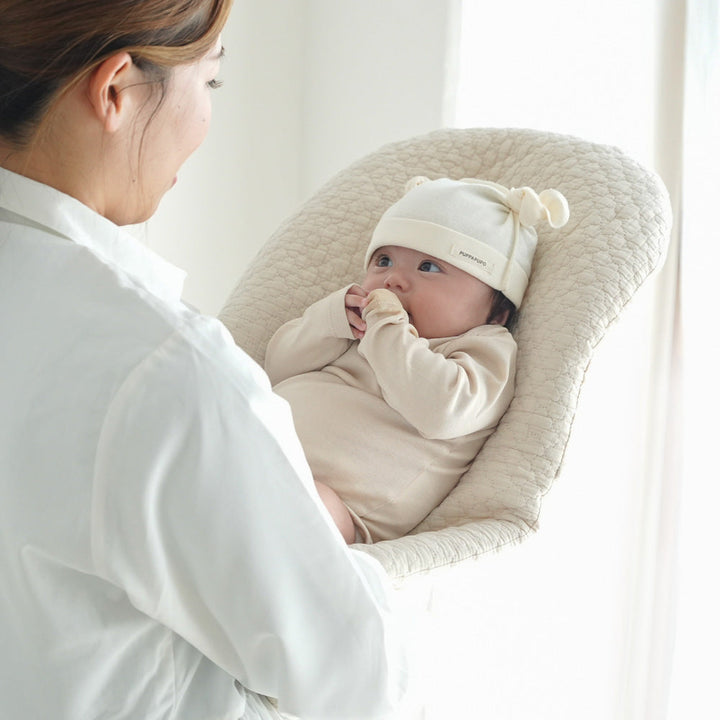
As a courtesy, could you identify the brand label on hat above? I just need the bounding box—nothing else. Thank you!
[451,245,495,276]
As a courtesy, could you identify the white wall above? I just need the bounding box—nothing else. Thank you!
[143,0,459,315]
[299,0,460,196]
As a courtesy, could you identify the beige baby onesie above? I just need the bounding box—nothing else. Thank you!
[265,286,517,542]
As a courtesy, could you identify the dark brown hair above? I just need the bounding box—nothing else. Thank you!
[0,0,233,147]
[487,289,517,327]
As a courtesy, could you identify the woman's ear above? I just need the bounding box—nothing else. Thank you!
[86,52,136,133]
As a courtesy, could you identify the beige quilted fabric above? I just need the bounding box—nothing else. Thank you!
[219,128,671,579]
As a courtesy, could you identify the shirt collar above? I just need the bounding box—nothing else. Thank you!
[0,166,186,305]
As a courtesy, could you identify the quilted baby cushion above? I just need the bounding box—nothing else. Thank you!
[218,128,671,579]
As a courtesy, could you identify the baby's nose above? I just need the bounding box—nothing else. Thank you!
[384,268,410,291]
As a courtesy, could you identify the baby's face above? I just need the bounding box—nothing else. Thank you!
[362,245,497,339]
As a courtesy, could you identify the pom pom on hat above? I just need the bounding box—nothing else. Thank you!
[365,177,569,308]
[506,186,570,229]
[539,189,571,228]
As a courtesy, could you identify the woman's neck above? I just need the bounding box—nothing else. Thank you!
[0,130,106,219]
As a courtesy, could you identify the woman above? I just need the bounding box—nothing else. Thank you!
[0,2,405,718]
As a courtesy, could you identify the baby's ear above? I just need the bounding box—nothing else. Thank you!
[404,176,430,193]
[489,308,511,327]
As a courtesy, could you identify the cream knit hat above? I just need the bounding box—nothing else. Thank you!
[364,177,570,308]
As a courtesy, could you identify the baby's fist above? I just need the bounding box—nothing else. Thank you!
[364,288,405,314]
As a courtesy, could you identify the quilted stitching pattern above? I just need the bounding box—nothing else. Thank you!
[219,128,672,579]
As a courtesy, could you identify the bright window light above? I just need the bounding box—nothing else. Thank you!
[453,0,657,166]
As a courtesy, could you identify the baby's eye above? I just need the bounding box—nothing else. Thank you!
[376,255,393,268]
[207,78,223,89]
[419,260,441,273]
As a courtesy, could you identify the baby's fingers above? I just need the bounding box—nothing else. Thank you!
[345,294,369,313]
[345,285,369,310]
[346,308,366,339]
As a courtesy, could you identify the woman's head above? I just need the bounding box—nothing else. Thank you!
[0,0,232,146]
[0,0,232,224]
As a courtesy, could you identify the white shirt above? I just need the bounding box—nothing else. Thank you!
[0,167,406,720]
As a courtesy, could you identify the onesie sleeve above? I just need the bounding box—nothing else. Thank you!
[358,288,517,440]
[92,315,407,719]
[264,285,356,385]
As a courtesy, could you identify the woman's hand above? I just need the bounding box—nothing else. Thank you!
[345,285,369,339]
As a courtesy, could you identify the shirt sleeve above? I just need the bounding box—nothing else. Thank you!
[357,288,517,440]
[264,286,355,385]
[91,314,407,720]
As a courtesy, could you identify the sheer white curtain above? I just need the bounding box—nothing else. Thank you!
[446,0,716,717]
[667,1,720,717]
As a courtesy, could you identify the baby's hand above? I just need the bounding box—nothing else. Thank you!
[364,289,418,337]
[345,285,369,339]
[365,288,405,312]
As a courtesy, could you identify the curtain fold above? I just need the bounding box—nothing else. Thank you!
[620,3,686,716]
[667,1,720,717]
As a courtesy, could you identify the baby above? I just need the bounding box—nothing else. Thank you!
[265,177,569,543]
